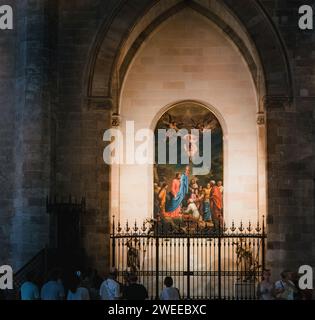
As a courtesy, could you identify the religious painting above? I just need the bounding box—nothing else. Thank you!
[154,102,223,233]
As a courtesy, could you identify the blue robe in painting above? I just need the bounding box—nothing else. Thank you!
[165,174,189,213]
[203,201,212,221]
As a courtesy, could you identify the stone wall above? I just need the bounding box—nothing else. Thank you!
[11,0,59,270]
[55,0,114,273]
[260,0,315,278]
[54,0,315,276]
[0,0,16,266]
[0,0,314,279]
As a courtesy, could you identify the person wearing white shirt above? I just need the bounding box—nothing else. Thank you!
[99,268,120,300]
[160,277,180,300]
[185,198,200,220]
[256,269,275,300]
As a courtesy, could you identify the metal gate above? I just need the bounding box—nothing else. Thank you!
[110,217,266,300]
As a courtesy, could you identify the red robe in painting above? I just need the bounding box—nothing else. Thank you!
[164,178,181,218]
[210,185,223,223]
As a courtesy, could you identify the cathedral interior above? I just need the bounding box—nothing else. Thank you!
[0,0,315,298]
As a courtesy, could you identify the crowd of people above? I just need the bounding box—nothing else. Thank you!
[257,269,313,300]
[18,267,180,301]
[19,268,101,301]
[16,267,313,301]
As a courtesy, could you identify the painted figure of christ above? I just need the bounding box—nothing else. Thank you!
[164,166,190,218]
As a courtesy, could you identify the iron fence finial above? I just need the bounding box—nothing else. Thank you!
[239,220,244,233]
[126,220,130,233]
[134,220,138,233]
[247,221,252,233]
[255,219,261,233]
[117,220,122,233]
[231,220,236,232]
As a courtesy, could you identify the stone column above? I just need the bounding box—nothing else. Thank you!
[265,96,314,280]
[10,0,57,270]
[0,0,17,265]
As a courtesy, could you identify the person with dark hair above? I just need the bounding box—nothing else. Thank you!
[94,269,103,287]
[160,277,180,300]
[120,271,131,300]
[123,273,148,300]
[67,273,90,300]
[81,268,102,300]
[275,270,297,300]
[40,269,65,300]
[256,269,275,300]
[20,271,40,300]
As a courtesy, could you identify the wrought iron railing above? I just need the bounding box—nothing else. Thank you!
[110,216,266,300]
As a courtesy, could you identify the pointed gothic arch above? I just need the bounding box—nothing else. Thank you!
[85,0,293,112]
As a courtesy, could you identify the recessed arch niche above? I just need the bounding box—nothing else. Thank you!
[112,8,266,227]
